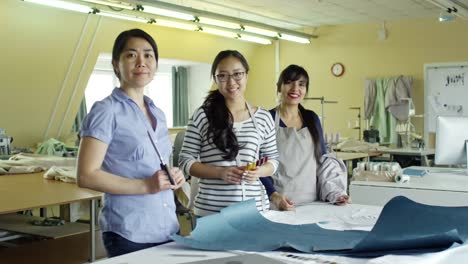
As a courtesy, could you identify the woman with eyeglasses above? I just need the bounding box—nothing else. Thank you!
[178,50,279,217]
[261,64,350,211]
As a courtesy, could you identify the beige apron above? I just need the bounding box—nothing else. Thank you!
[273,107,318,205]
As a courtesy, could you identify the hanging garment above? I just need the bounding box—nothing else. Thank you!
[364,79,377,120]
[370,78,397,145]
[385,76,413,122]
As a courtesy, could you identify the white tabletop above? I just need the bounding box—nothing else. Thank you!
[351,166,468,193]
[379,148,435,156]
[94,203,381,264]
[93,201,468,264]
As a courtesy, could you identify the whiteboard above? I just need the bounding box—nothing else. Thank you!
[424,62,468,142]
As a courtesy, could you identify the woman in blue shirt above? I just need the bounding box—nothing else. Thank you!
[77,29,185,257]
[261,64,350,210]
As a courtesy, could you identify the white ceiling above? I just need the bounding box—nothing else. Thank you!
[142,0,467,30]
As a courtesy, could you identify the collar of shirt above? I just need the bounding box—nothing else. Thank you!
[111,87,157,109]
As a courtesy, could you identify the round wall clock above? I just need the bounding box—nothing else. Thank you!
[331,63,345,77]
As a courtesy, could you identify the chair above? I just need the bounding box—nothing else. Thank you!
[171,130,197,234]
[172,130,186,172]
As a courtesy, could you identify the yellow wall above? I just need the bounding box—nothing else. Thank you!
[253,19,468,138]
[2,0,468,148]
[1,0,261,148]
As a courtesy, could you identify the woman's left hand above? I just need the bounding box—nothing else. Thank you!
[334,195,351,206]
[243,167,262,183]
[170,167,186,190]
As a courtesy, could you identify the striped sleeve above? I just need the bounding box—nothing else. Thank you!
[178,107,205,175]
[256,108,279,173]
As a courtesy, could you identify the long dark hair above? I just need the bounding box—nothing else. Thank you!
[277,64,323,162]
[203,50,250,160]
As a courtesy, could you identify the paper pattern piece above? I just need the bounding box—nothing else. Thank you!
[172,196,468,257]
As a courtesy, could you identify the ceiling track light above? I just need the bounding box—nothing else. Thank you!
[81,0,133,10]
[428,0,468,20]
[200,27,238,39]
[237,34,272,45]
[154,19,199,31]
[279,33,311,44]
[141,5,194,21]
[24,0,93,13]
[22,0,314,44]
[196,16,240,29]
[97,10,149,23]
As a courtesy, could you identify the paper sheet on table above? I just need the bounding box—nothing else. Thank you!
[172,196,468,257]
[264,203,380,231]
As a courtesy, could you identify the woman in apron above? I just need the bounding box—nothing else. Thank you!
[261,64,350,210]
[178,50,279,217]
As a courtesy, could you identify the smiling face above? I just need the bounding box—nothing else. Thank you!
[280,75,308,106]
[214,56,248,102]
[112,37,157,90]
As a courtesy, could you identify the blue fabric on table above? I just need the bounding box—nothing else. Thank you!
[173,199,366,252]
[340,196,467,257]
[172,196,468,257]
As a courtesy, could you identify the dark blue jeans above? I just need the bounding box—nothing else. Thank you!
[102,232,171,258]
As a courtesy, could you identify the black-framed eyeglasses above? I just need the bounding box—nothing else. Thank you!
[215,72,246,82]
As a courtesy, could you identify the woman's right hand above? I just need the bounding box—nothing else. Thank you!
[145,170,173,194]
[220,167,244,184]
[270,192,295,211]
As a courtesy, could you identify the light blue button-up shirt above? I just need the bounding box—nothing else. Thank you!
[80,88,178,243]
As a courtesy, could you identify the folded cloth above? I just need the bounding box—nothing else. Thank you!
[8,153,76,168]
[7,166,44,174]
[337,139,381,153]
[43,166,77,183]
[0,160,45,175]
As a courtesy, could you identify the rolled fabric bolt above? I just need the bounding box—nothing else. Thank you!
[395,174,410,183]
[357,162,366,170]
[390,163,400,172]
[370,162,381,171]
[381,163,391,171]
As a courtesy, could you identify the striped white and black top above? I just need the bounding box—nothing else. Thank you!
[179,106,279,216]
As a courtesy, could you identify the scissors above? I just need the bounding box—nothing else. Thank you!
[147,131,175,185]
[245,157,269,171]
